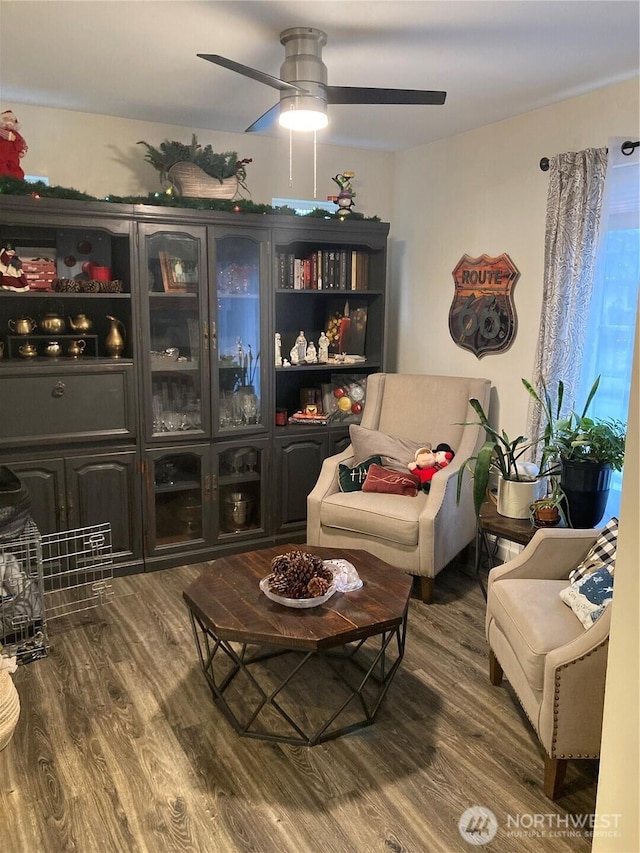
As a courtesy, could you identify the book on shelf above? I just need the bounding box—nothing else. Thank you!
[287,411,330,425]
[275,248,369,290]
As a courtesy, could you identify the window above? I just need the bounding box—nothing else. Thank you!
[577,139,640,518]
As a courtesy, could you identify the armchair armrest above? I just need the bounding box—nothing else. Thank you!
[538,606,611,756]
[416,455,477,576]
[307,445,354,540]
[487,528,598,589]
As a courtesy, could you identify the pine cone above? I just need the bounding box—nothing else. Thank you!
[271,554,291,575]
[287,580,310,599]
[307,576,330,597]
[267,550,332,599]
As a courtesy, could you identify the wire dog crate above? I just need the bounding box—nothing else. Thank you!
[1,520,114,663]
[0,518,46,663]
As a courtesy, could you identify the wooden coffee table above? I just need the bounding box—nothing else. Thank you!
[183,544,412,746]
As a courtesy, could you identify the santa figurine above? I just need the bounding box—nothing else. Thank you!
[0,110,28,180]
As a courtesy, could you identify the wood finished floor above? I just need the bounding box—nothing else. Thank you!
[0,553,599,853]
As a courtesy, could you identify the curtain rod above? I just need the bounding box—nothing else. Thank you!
[539,139,640,171]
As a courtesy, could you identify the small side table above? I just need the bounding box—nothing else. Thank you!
[475,498,538,600]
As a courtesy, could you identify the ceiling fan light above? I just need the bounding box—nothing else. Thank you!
[279,108,328,132]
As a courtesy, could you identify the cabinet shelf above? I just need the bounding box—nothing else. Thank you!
[276,361,378,372]
[149,291,198,299]
[151,362,199,374]
[0,291,131,299]
[219,472,261,486]
[154,479,200,494]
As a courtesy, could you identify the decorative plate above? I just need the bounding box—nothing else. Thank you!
[259,574,337,609]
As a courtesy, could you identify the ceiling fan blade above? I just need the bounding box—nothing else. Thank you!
[245,103,281,133]
[326,86,446,106]
[198,54,307,94]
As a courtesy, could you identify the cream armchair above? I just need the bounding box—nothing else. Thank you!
[486,527,610,799]
[307,373,491,603]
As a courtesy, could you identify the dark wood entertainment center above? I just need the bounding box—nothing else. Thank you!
[0,195,389,575]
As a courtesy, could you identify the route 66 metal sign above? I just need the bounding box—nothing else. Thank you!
[449,253,520,358]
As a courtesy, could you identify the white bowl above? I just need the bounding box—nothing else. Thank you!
[259,574,337,608]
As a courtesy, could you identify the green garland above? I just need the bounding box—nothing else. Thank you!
[0,176,378,220]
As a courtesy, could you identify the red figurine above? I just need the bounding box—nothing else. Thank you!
[0,110,28,180]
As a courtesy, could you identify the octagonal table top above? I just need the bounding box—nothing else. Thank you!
[183,544,412,652]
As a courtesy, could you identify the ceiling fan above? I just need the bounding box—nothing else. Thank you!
[198,27,446,133]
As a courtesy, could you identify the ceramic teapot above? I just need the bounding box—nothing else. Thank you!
[68,313,93,333]
[8,316,36,335]
[39,311,66,335]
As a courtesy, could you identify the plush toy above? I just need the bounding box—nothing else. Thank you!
[0,245,29,292]
[0,110,28,180]
[408,443,455,488]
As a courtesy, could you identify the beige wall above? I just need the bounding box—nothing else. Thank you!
[593,301,639,853]
[389,77,639,442]
[10,103,394,222]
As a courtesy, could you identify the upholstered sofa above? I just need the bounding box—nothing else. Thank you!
[307,373,491,603]
[486,527,611,798]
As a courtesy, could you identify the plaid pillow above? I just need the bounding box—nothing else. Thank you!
[569,517,618,584]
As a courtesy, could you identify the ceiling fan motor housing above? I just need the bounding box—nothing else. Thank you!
[279,27,328,114]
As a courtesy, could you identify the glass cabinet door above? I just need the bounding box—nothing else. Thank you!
[147,448,210,553]
[212,231,267,434]
[139,227,208,439]
[216,440,268,540]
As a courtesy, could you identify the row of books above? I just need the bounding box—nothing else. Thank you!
[276,249,370,291]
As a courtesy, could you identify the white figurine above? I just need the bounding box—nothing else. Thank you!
[318,332,330,363]
[295,331,307,365]
[305,342,318,364]
[275,332,282,367]
[289,344,300,365]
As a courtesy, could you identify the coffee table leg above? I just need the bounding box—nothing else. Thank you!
[187,608,408,746]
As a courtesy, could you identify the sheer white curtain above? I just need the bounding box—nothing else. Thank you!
[576,138,640,518]
[527,148,608,445]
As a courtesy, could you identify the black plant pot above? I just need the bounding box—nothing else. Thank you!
[560,459,612,528]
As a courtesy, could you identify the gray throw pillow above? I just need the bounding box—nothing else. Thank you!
[349,425,426,473]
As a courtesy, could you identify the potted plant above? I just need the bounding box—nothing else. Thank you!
[553,381,625,528]
[456,379,558,519]
[528,475,566,527]
[525,375,626,528]
[137,134,252,199]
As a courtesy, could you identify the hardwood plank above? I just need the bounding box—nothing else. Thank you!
[0,553,597,853]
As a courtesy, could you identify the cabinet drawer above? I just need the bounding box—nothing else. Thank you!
[0,362,136,445]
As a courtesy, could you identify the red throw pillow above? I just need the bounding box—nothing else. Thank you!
[362,464,421,497]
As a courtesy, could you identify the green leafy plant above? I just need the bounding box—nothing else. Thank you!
[528,375,626,470]
[137,134,252,189]
[456,378,562,516]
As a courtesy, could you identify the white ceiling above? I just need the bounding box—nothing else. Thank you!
[1,0,638,152]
